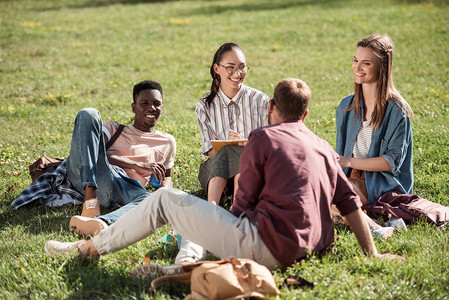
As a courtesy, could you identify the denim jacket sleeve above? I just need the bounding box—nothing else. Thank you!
[377,101,413,177]
[366,100,413,203]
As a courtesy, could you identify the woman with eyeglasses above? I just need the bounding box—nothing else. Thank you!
[196,42,270,205]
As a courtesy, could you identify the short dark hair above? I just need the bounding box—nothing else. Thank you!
[273,78,311,120]
[133,80,163,103]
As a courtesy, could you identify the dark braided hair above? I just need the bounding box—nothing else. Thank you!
[205,43,243,107]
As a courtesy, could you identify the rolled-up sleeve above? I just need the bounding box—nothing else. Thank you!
[382,113,412,177]
[102,120,118,141]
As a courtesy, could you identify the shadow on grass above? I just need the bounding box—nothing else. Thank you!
[189,188,206,199]
[187,0,351,16]
[0,200,117,236]
[32,0,352,12]
[0,186,205,237]
[392,0,448,5]
[55,247,191,298]
[144,239,180,262]
[60,256,151,298]
[32,0,188,11]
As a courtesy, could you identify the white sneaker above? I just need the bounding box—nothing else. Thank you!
[386,218,407,231]
[44,240,83,256]
[70,216,108,237]
[174,238,206,265]
[371,227,395,239]
[130,264,184,280]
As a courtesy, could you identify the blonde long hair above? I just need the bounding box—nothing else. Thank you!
[349,34,413,129]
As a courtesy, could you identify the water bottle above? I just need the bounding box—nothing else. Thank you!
[149,173,162,187]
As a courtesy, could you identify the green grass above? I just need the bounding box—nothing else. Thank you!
[1,0,449,298]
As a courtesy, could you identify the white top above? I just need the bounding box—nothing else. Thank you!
[196,84,270,154]
[353,120,372,158]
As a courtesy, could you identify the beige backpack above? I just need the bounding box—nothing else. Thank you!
[150,257,280,300]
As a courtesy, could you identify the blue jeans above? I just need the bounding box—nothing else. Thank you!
[98,197,146,224]
[66,108,149,222]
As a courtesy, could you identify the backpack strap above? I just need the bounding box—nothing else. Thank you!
[106,124,125,150]
[149,273,191,292]
[148,260,226,292]
[284,275,315,288]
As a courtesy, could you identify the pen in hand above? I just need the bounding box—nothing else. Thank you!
[228,129,242,140]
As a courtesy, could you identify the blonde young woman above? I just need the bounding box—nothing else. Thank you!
[196,43,269,205]
[335,34,413,237]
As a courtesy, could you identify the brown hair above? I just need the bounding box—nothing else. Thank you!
[349,33,413,129]
[273,78,311,120]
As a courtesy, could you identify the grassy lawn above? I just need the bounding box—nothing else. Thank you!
[1,0,448,298]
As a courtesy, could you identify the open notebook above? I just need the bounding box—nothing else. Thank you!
[211,139,248,152]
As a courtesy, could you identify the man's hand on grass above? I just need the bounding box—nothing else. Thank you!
[375,253,405,261]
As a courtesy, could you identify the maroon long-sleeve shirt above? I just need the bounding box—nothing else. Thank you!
[231,121,361,266]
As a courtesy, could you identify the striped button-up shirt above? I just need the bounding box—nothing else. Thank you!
[196,84,270,154]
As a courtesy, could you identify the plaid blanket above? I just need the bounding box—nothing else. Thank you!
[11,160,83,209]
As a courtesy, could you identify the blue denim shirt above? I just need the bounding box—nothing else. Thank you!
[336,94,413,204]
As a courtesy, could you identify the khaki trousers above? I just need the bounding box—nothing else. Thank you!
[93,188,281,270]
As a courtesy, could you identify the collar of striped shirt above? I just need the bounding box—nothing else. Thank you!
[217,85,246,106]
